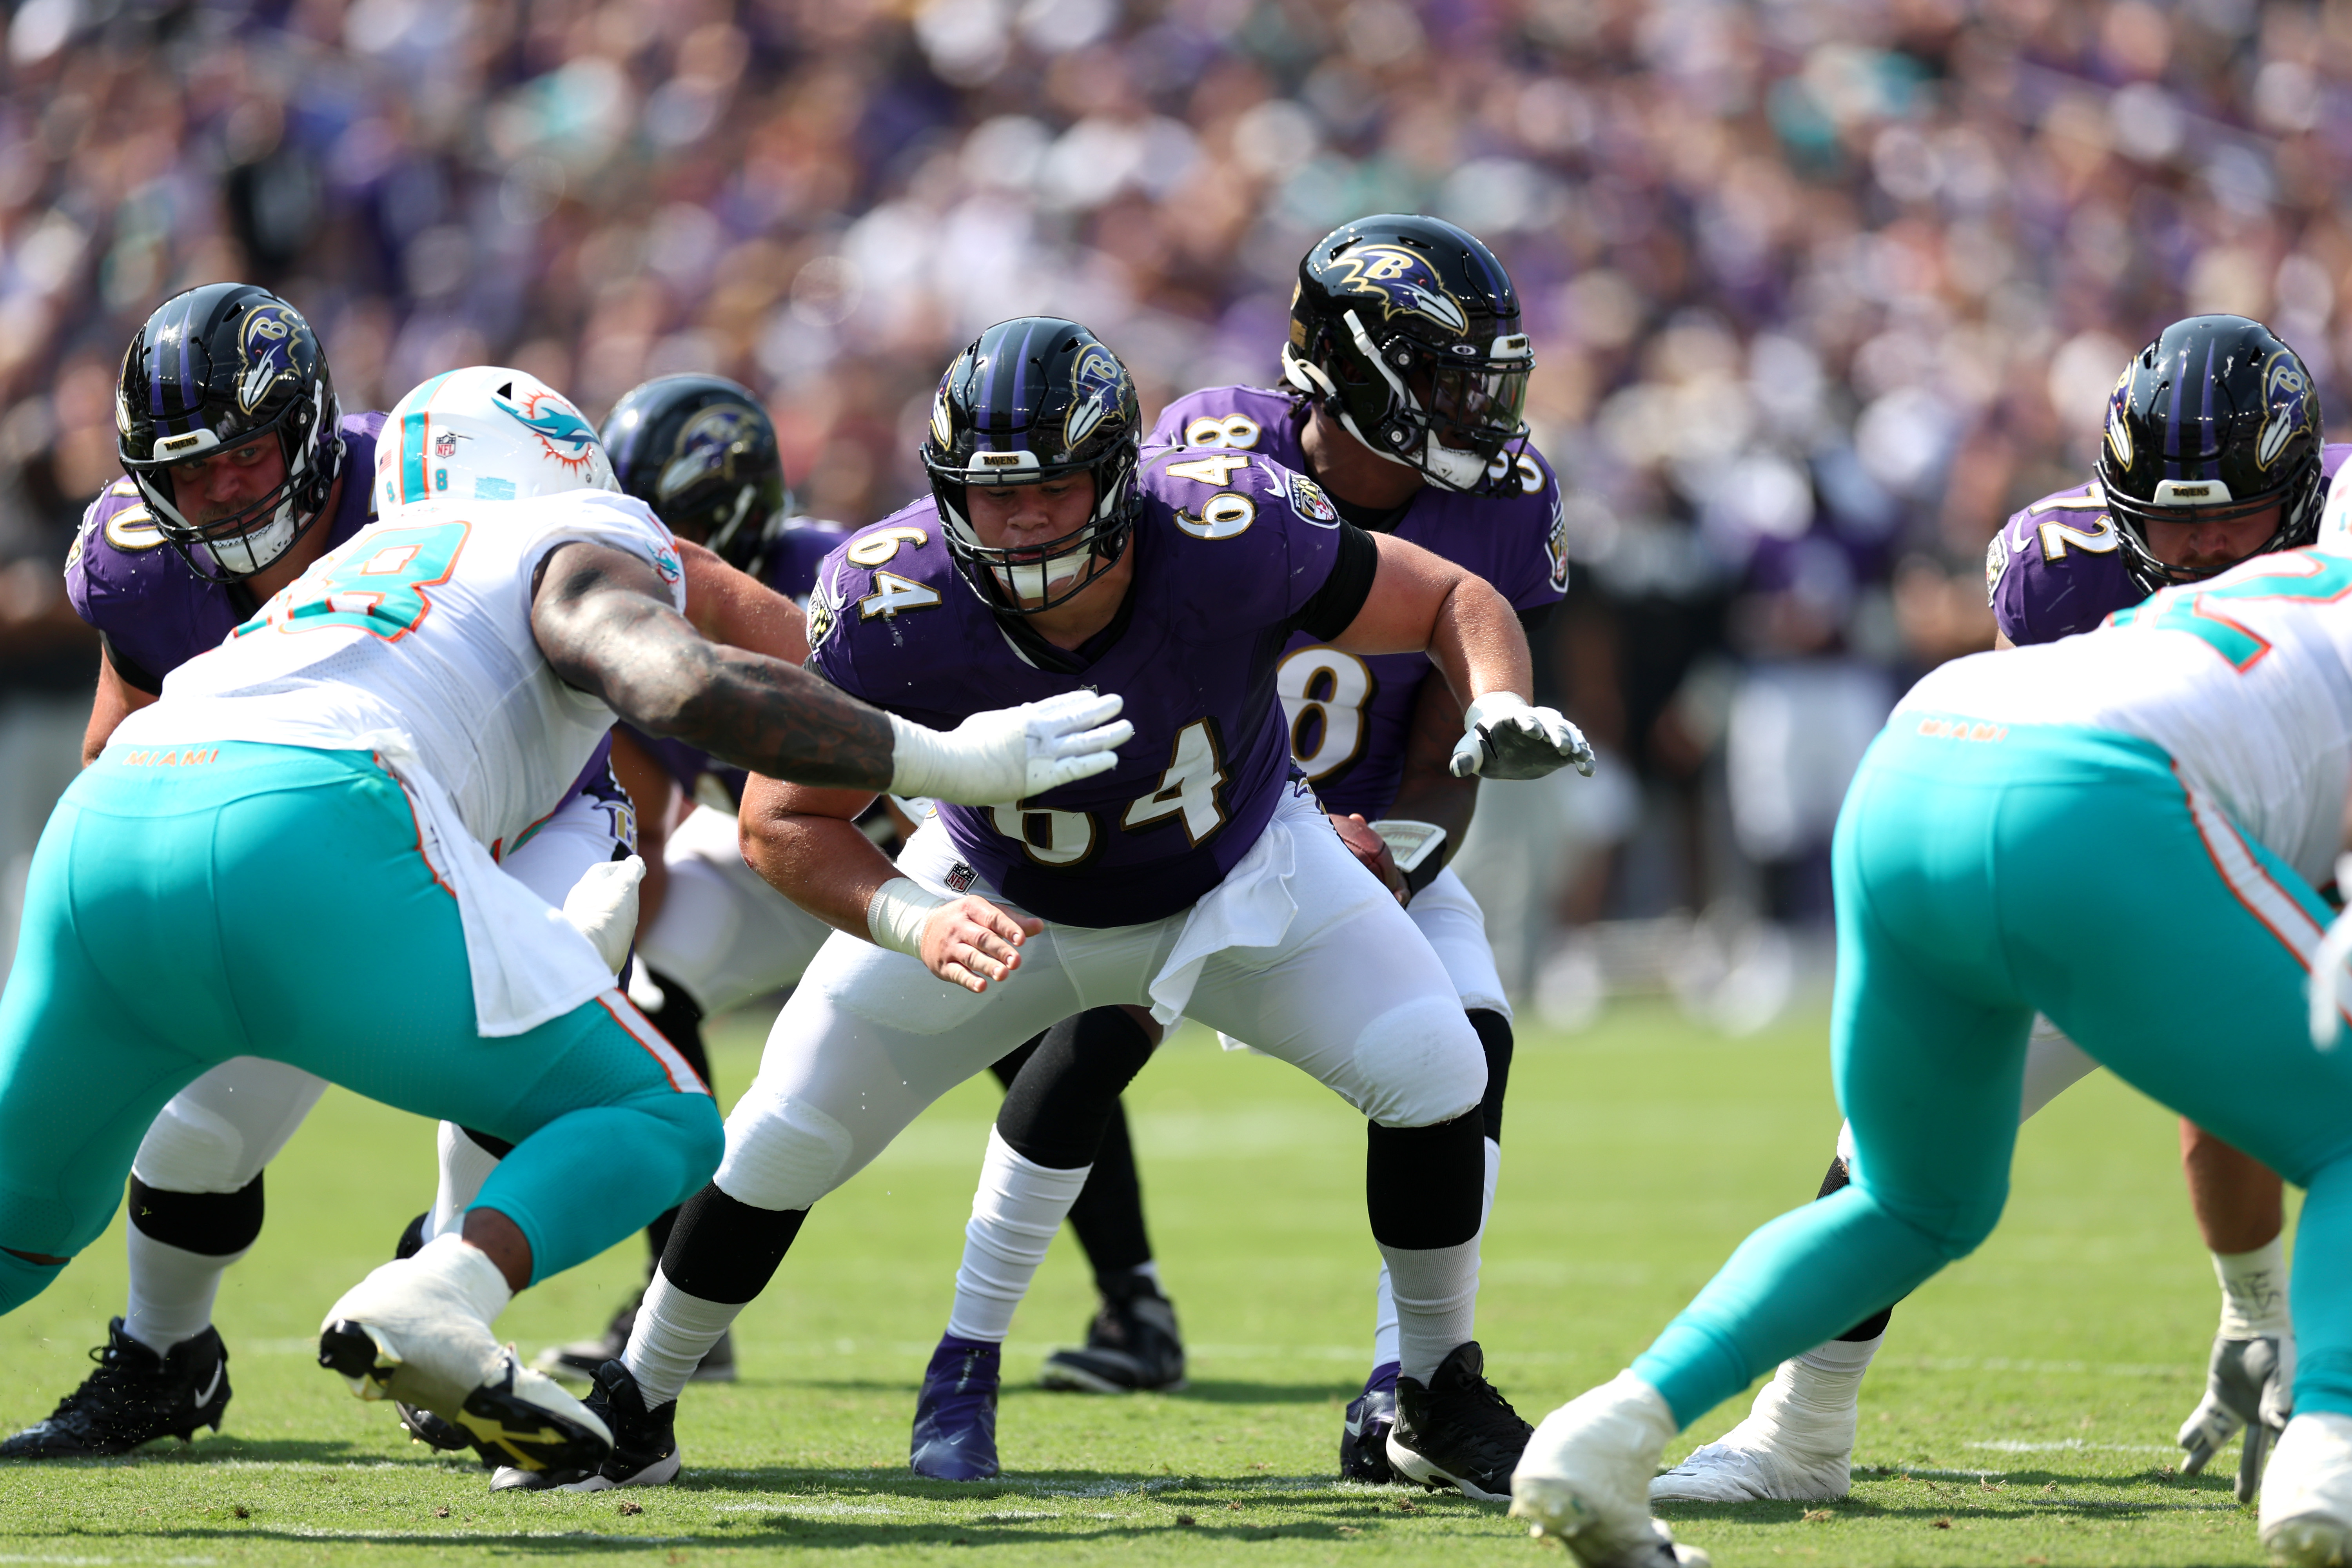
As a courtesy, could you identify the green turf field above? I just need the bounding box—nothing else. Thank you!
[0,998,2285,1565]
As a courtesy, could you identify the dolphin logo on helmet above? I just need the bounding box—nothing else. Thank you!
[494,386,601,474]
[1326,244,1471,335]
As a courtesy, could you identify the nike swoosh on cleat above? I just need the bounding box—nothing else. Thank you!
[1345,1414,1367,1437]
[192,1364,225,1409]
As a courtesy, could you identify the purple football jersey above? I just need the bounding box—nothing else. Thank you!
[1988,442,2352,646]
[66,413,387,688]
[808,452,1354,927]
[1148,385,1567,819]
[629,517,850,807]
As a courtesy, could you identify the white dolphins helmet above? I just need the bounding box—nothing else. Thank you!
[376,366,618,514]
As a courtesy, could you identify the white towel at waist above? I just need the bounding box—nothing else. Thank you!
[363,734,615,1037]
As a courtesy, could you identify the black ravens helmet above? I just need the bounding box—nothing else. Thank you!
[1282,214,1532,494]
[115,282,343,583]
[2097,314,2326,593]
[600,374,790,573]
[920,316,1144,616]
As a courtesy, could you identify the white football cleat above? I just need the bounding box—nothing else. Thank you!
[1511,1371,1711,1567]
[1650,1354,1856,1503]
[2260,1412,2352,1566]
[317,1239,612,1476]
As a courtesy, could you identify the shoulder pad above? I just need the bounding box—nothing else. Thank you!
[1145,448,1336,540]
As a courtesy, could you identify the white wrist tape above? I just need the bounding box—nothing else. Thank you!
[866,876,947,958]
[885,713,952,801]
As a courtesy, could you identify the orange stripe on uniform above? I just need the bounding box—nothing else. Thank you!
[2176,770,2350,1029]
[597,991,708,1096]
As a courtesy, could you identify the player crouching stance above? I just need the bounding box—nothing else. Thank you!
[1510,544,2352,1567]
[531,317,1593,1497]
[0,365,1130,1478]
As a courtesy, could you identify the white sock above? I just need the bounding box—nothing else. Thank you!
[123,1228,247,1355]
[1370,1139,1496,1374]
[1734,1334,1879,1451]
[1382,1236,1480,1385]
[946,1127,1092,1343]
[410,1232,515,1323]
[625,1268,745,1408]
[2215,1237,2293,1338]
[429,1122,502,1241]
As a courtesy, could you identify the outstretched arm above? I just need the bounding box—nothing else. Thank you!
[1330,532,1530,707]
[1332,532,1590,781]
[739,775,1040,994]
[531,538,897,790]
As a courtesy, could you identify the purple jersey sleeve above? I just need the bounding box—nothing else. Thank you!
[1153,383,1567,817]
[64,414,386,688]
[808,452,1345,927]
[759,518,849,603]
[1989,443,2352,646]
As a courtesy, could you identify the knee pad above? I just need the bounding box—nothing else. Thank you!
[1348,995,1485,1129]
[713,1093,853,1211]
[132,1096,262,1194]
[127,1174,265,1257]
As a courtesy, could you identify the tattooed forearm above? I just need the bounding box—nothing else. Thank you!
[531,541,897,789]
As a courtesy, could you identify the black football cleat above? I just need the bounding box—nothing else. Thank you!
[1341,1362,1401,1482]
[493,1358,681,1492]
[1039,1278,1185,1394]
[1386,1342,1531,1502]
[0,1319,230,1458]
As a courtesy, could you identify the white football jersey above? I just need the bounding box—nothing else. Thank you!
[116,489,683,857]
[1899,544,2352,885]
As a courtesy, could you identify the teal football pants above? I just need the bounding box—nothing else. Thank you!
[0,742,721,1312]
[1633,719,2352,1425]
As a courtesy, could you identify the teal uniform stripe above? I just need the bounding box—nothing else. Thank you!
[399,371,457,504]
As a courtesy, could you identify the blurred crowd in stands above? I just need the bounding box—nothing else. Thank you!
[5,0,2351,1024]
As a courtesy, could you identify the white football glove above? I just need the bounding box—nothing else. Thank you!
[561,854,644,975]
[888,690,1133,805]
[2178,1332,2294,1501]
[1447,691,1596,781]
[2309,852,2352,1049]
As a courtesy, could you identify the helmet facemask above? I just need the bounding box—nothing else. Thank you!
[128,376,341,584]
[929,444,1140,615]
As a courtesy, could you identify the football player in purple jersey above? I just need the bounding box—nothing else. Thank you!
[521,316,1593,1500]
[1656,313,2341,1510]
[930,214,1565,1479]
[2,287,639,1462]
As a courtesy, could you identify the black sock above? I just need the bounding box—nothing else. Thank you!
[1069,1102,1154,1287]
[659,1183,808,1305]
[1467,1008,1513,1144]
[1815,1154,1897,1341]
[1366,1108,1485,1250]
[127,1173,265,1257]
[995,1008,1157,1169]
